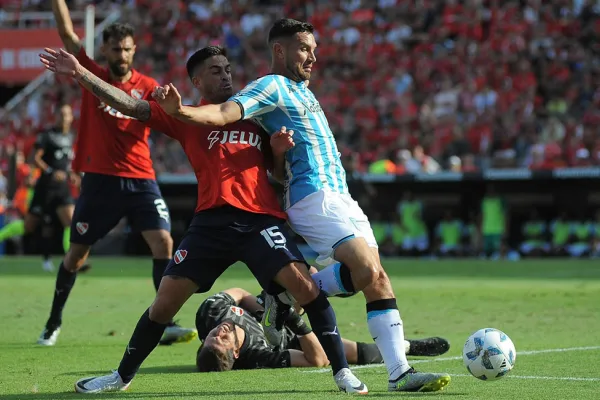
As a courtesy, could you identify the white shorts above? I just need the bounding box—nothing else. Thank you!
[286,190,378,266]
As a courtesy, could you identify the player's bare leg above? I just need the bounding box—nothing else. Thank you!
[75,276,198,393]
[40,223,55,272]
[327,239,450,392]
[264,262,367,394]
[23,212,41,235]
[21,212,53,271]
[37,242,91,346]
[141,229,197,344]
[54,204,91,273]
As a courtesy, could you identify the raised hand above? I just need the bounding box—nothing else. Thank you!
[39,48,80,77]
[271,126,295,155]
[152,83,183,116]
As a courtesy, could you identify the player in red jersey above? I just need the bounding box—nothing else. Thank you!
[41,45,366,394]
[37,0,196,347]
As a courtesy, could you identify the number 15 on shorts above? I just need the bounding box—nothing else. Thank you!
[260,226,288,250]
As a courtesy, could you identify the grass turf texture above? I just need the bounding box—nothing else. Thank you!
[1,257,599,399]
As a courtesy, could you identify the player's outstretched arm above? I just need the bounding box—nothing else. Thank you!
[52,0,82,54]
[40,48,151,121]
[152,84,242,127]
[290,334,329,368]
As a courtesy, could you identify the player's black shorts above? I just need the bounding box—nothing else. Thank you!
[70,172,171,245]
[164,205,306,293]
[29,175,74,218]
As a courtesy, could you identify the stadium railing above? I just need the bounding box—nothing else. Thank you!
[0,7,121,120]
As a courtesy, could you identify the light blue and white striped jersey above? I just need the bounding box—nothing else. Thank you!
[230,74,348,209]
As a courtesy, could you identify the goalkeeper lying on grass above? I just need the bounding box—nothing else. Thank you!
[194,286,449,371]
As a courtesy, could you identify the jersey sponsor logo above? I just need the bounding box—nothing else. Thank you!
[75,222,89,235]
[207,130,262,151]
[174,249,188,264]
[290,89,323,114]
[230,306,244,316]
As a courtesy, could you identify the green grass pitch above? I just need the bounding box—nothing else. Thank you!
[1,257,599,399]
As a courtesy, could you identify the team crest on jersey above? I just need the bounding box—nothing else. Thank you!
[174,249,188,264]
[130,89,144,99]
[230,306,244,316]
[76,222,89,235]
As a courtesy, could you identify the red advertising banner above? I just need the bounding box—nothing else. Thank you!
[0,28,85,84]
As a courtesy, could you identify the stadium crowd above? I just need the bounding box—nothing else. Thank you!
[1,0,600,180]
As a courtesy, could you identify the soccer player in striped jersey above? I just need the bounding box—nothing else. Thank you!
[153,18,451,393]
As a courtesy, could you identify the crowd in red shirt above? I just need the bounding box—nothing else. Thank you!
[1,0,599,177]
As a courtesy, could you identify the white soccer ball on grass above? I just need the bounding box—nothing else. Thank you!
[463,328,516,381]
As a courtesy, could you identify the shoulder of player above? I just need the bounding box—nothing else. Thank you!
[131,72,159,96]
[36,129,53,138]
[240,74,281,92]
[222,119,261,132]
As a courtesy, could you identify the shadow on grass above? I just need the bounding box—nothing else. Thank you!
[0,389,468,399]
[0,389,346,399]
[59,365,198,377]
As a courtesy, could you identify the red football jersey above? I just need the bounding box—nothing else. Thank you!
[72,48,158,179]
[147,100,286,220]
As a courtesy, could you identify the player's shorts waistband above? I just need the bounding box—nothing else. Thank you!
[82,172,159,192]
[190,205,285,230]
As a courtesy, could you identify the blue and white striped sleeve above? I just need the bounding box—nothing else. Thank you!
[230,76,280,120]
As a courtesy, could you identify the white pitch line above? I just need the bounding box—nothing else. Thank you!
[302,345,600,374]
[450,374,600,382]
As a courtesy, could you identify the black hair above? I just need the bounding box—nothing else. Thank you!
[267,18,314,44]
[196,343,236,372]
[102,23,135,43]
[186,46,228,79]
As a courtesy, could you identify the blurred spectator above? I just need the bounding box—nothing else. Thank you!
[0,0,599,175]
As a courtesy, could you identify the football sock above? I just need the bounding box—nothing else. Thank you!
[63,227,71,253]
[0,219,25,242]
[152,258,170,292]
[311,263,355,297]
[356,342,383,365]
[152,258,176,326]
[302,291,349,375]
[42,235,52,261]
[46,262,77,328]
[366,298,410,381]
[117,309,167,383]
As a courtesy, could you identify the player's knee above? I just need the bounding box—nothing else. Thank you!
[363,268,395,299]
[148,299,176,324]
[23,216,37,234]
[64,244,90,271]
[353,261,380,291]
[275,263,318,305]
[146,230,173,258]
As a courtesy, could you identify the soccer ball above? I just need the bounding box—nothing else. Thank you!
[462,328,516,381]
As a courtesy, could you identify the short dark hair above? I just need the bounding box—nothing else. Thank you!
[102,23,135,43]
[186,46,228,79]
[196,344,235,372]
[268,18,314,44]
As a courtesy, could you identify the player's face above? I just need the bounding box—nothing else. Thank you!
[277,32,317,82]
[101,36,136,77]
[204,321,240,355]
[58,105,73,129]
[193,55,233,103]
